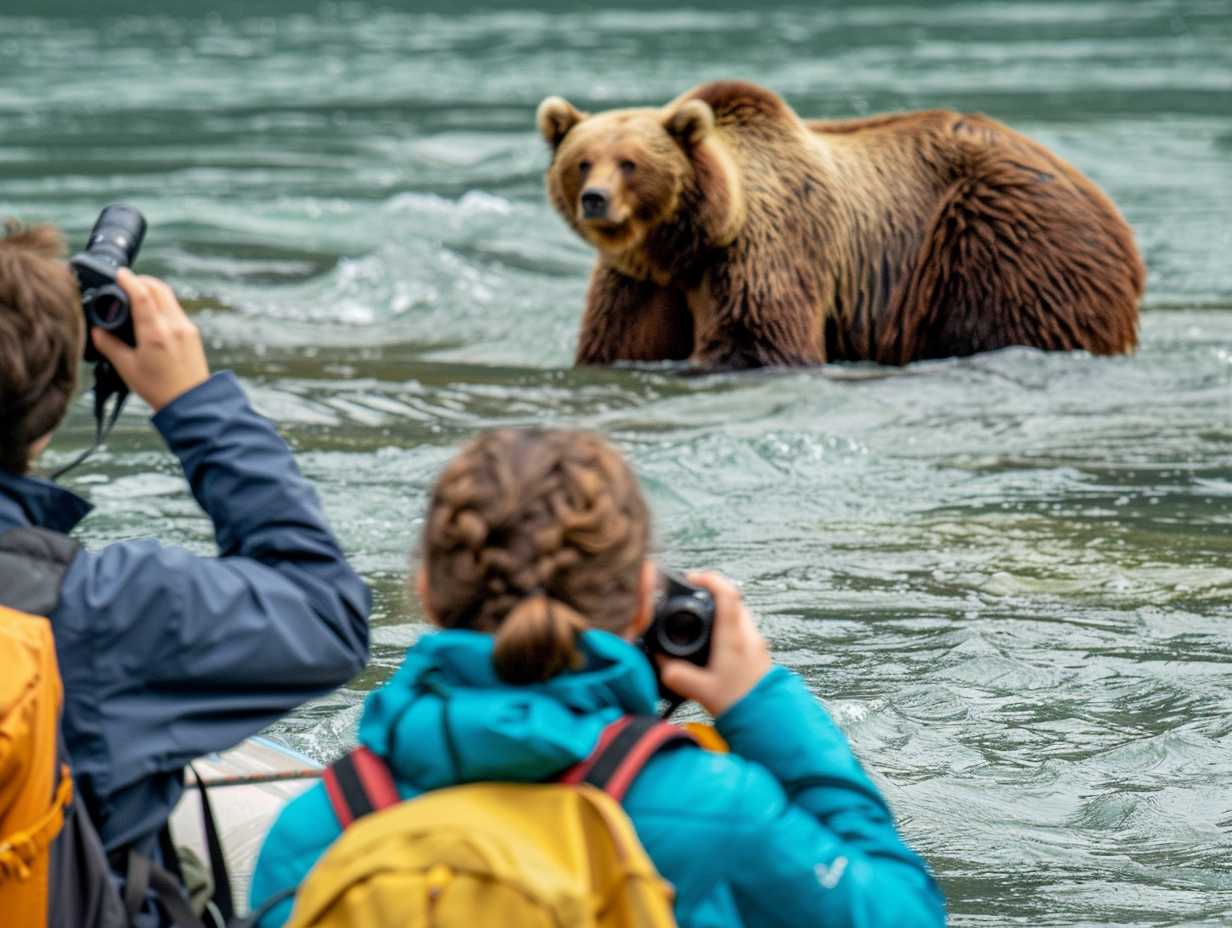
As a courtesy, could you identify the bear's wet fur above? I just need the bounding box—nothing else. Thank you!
[538,81,1145,369]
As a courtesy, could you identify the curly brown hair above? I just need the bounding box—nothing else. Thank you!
[420,428,651,683]
[0,221,82,473]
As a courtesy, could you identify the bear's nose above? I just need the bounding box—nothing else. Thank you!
[580,188,610,220]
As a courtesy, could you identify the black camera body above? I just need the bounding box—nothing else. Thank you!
[641,573,715,702]
[49,205,148,480]
[71,205,146,361]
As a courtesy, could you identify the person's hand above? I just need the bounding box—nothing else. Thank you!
[91,268,210,412]
[657,571,773,718]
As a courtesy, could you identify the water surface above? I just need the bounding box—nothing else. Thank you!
[2,1,1230,924]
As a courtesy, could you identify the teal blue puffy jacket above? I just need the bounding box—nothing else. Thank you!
[249,629,945,927]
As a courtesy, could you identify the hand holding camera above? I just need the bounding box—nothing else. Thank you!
[91,269,210,412]
[645,571,772,718]
[51,206,210,479]
[72,205,209,413]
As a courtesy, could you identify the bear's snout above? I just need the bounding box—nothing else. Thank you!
[580,187,610,220]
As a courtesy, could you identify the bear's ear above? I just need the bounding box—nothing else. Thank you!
[664,99,715,149]
[537,96,586,149]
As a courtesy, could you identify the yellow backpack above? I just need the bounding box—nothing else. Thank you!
[284,716,708,928]
[0,604,72,925]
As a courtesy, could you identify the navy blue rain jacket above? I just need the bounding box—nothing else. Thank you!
[0,372,371,865]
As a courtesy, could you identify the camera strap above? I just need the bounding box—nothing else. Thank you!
[50,362,129,481]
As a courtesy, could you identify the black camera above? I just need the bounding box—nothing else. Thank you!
[49,206,147,480]
[71,205,146,361]
[641,573,715,703]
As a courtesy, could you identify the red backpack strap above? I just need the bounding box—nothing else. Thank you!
[562,716,697,802]
[323,746,400,828]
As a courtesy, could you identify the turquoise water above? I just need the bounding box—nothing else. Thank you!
[3,1,1230,923]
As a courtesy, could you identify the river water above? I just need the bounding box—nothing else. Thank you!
[3,1,1230,923]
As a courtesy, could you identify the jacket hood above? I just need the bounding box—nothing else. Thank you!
[357,629,659,791]
[0,467,93,535]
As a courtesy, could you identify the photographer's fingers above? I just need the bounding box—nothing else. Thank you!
[90,326,134,366]
[686,571,741,625]
[117,268,160,333]
[98,271,210,412]
[139,274,180,317]
[91,269,150,370]
[657,656,719,709]
[676,571,772,718]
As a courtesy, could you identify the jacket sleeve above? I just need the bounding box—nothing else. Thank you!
[706,667,944,927]
[248,783,339,928]
[55,373,370,803]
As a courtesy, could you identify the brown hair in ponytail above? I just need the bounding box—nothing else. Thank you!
[419,428,650,683]
[492,593,588,684]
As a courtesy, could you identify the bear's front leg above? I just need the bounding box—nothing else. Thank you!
[687,271,827,370]
[575,264,693,365]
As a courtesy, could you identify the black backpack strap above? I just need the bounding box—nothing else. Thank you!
[47,738,129,928]
[322,747,400,829]
[562,716,697,801]
[114,767,234,928]
[123,851,151,917]
[123,849,210,928]
[0,526,81,615]
[185,765,235,922]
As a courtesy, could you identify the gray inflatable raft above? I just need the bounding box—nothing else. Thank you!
[170,736,321,914]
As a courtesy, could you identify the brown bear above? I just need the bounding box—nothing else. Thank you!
[537,80,1145,369]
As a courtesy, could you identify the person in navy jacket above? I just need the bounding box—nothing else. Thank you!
[0,222,371,924]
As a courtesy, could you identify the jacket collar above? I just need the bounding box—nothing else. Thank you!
[357,629,660,789]
[0,468,93,535]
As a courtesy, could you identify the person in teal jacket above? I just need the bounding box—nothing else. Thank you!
[250,429,945,927]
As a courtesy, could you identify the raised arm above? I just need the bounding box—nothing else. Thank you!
[654,573,944,926]
[53,272,370,848]
[60,370,371,699]
[712,669,944,926]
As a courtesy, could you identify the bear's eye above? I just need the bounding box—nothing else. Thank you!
[619,159,636,175]
[579,160,591,175]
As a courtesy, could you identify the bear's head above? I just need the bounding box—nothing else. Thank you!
[537,95,744,272]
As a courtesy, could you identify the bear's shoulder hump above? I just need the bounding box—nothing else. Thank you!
[682,80,795,124]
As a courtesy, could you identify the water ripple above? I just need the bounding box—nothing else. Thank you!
[9,1,1231,923]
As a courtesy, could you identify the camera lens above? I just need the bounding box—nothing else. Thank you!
[86,205,146,268]
[86,285,130,331]
[657,608,706,656]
